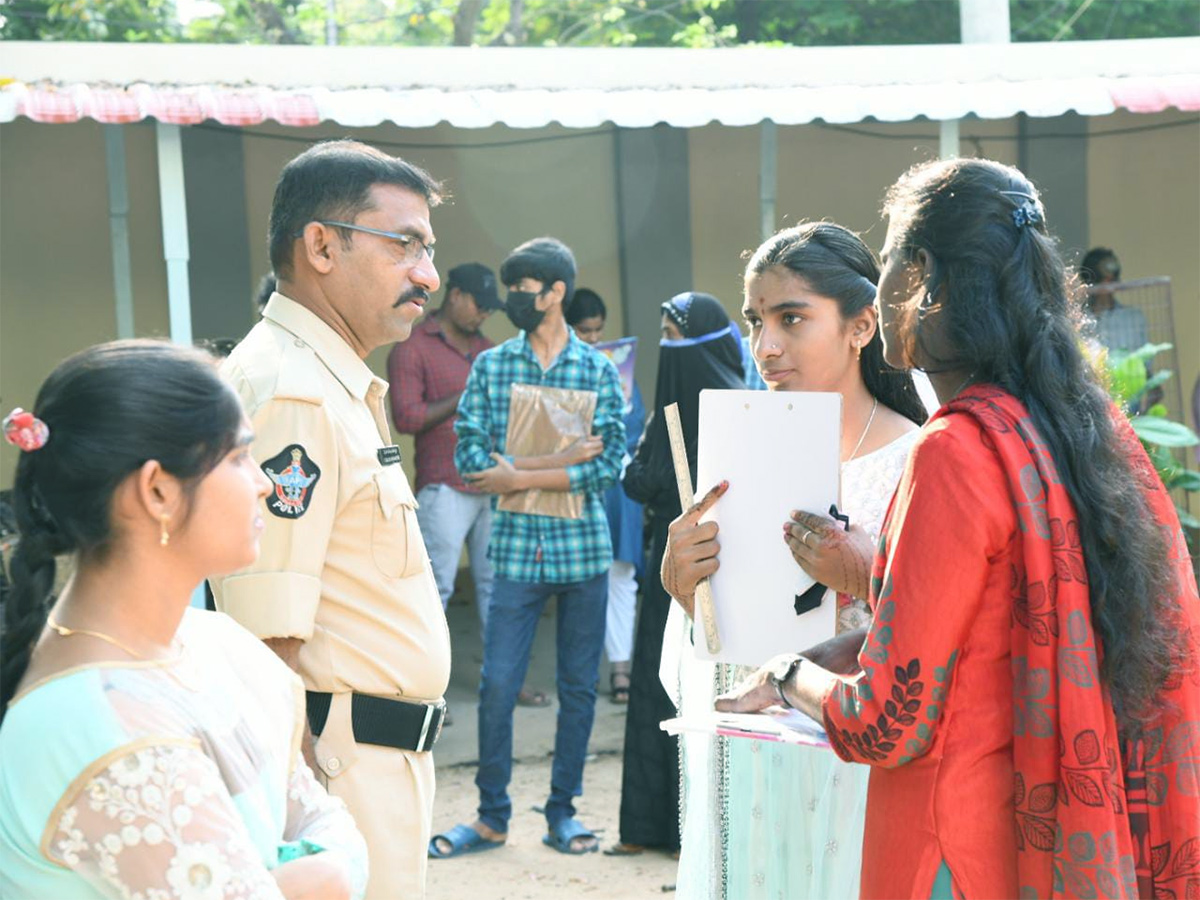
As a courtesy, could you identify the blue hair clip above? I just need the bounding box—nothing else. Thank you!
[1000,190,1043,230]
[1012,200,1042,229]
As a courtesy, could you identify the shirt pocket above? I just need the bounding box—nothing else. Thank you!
[371,468,426,580]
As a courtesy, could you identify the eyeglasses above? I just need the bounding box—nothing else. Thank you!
[297,221,435,264]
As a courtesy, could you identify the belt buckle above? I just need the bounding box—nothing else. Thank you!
[431,699,446,747]
[417,699,446,752]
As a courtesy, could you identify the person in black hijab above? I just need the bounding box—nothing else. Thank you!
[609,292,745,857]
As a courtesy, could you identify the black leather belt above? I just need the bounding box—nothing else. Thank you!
[306,691,446,753]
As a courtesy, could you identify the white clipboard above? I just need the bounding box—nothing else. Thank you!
[694,389,841,666]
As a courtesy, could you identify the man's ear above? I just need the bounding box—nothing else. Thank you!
[545,280,567,307]
[300,222,338,276]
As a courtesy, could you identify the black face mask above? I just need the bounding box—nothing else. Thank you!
[505,289,547,333]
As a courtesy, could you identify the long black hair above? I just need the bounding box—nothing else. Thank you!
[883,157,1179,727]
[0,340,243,720]
[745,221,928,427]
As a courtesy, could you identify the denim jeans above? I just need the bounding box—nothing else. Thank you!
[415,484,494,635]
[475,572,608,833]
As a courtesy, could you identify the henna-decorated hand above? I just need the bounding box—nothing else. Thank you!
[661,480,729,618]
[783,509,875,600]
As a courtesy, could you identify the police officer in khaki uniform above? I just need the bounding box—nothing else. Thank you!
[211,140,450,899]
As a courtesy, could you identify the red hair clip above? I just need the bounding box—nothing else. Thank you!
[3,408,50,452]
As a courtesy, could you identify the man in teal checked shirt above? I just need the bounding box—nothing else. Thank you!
[429,237,625,860]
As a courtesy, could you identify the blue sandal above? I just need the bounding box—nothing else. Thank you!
[428,824,506,859]
[542,817,598,855]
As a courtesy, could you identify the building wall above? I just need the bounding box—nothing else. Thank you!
[0,120,169,486]
[0,120,624,490]
[2,112,1196,499]
[687,117,1021,318]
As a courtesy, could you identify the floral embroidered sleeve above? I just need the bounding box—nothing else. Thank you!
[48,741,286,900]
[821,417,1013,768]
[283,753,368,898]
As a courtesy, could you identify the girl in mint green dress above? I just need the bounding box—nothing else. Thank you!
[662,223,933,898]
[0,341,367,899]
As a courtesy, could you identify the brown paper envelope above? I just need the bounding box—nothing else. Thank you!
[497,384,598,519]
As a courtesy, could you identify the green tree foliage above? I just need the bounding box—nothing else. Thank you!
[2,0,1197,47]
[2,0,180,41]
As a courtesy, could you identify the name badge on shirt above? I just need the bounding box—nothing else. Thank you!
[377,445,403,467]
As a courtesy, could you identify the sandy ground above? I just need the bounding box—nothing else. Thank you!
[426,581,679,900]
[427,753,678,900]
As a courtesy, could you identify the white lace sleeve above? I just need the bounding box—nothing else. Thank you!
[46,741,286,900]
[284,754,369,899]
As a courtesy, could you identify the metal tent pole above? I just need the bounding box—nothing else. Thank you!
[105,124,135,339]
[155,122,193,346]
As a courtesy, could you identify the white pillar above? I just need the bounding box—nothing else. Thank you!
[940,119,961,160]
[759,119,777,242]
[326,0,338,45]
[960,0,1012,44]
[104,125,135,339]
[946,0,1012,159]
[155,123,192,346]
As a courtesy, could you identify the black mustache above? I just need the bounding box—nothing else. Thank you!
[394,288,429,308]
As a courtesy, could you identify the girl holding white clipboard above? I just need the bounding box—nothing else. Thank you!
[661,223,930,900]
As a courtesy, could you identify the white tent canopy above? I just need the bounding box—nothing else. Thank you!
[3,37,1198,128]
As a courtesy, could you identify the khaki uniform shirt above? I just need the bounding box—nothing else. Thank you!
[212,293,451,704]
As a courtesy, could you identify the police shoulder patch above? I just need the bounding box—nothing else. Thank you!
[262,444,321,519]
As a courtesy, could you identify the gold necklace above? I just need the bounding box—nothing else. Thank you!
[47,613,148,660]
[846,397,879,463]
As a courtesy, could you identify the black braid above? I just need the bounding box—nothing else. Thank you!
[1,461,72,715]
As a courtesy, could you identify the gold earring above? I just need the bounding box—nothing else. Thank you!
[855,342,862,361]
[159,514,170,548]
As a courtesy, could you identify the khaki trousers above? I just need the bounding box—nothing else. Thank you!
[315,693,436,899]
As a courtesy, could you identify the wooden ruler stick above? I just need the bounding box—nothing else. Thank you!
[663,402,721,656]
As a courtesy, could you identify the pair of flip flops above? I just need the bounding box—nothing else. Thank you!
[428,819,598,858]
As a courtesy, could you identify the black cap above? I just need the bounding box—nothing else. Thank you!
[447,263,502,311]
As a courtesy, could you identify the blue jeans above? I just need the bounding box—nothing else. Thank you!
[475,572,608,833]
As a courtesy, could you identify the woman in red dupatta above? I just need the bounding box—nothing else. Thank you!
[704,158,1200,899]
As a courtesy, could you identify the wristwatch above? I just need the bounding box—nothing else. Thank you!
[768,655,803,710]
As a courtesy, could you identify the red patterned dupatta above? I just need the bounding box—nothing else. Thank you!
[948,386,1200,899]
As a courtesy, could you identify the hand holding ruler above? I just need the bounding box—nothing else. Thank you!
[663,402,721,655]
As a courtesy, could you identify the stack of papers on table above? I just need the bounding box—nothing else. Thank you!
[661,707,830,749]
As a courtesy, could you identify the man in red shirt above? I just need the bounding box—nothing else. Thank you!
[388,263,503,636]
